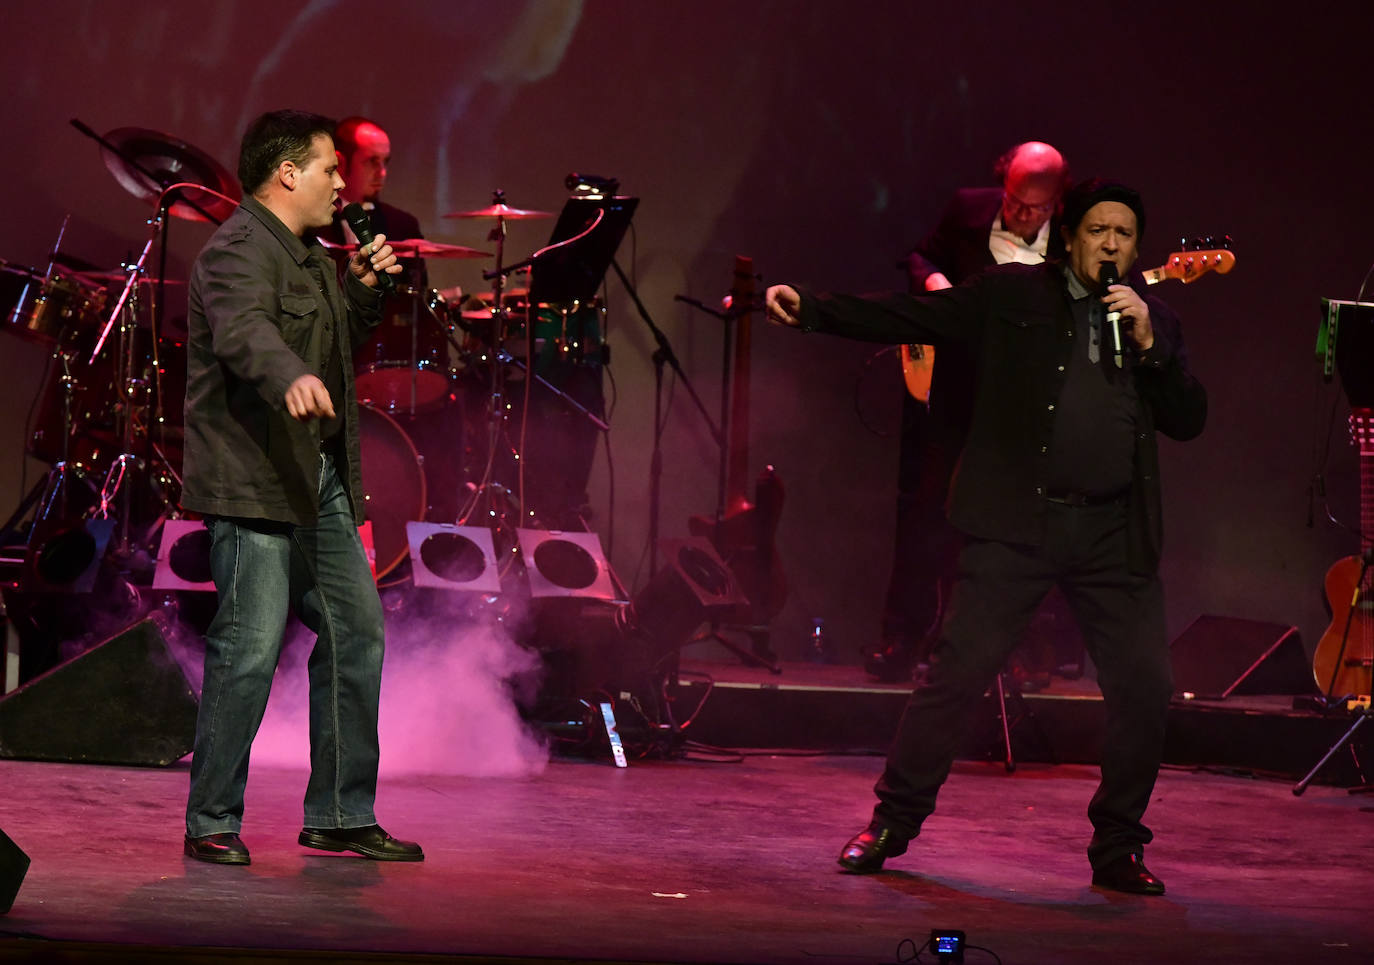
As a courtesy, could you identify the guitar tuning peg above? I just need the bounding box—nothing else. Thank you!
[1203,236,1215,248]
[1191,236,1206,249]
[1221,234,1233,249]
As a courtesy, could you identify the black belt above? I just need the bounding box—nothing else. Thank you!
[1043,488,1128,507]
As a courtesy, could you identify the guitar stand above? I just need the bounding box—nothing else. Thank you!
[1293,549,1374,795]
[992,671,1057,773]
[1292,704,1372,796]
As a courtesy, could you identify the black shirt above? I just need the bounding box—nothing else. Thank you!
[1045,265,1137,496]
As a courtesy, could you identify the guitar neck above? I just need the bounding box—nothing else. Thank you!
[1360,409,1374,567]
[1142,247,1236,286]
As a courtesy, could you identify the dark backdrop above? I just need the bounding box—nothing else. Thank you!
[3,1,1370,665]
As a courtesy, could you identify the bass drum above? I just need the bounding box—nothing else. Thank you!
[353,286,454,417]
[357,403,427,581]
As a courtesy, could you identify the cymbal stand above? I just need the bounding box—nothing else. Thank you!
[449,192,527,566]
[1,220,98,553]
[89,217,162,561]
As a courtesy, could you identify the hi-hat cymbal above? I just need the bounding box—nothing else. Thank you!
[100,127,240,222]
[442,203,552,220]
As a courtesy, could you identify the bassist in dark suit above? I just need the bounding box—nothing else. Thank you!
[869,142,1069,682]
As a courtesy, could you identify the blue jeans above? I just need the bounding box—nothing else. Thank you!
[185,452,385,837]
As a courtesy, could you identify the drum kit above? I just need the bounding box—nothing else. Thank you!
[344,192,614,579]
[4,125,614,589]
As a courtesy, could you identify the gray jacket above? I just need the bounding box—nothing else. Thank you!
[181,196,382,525]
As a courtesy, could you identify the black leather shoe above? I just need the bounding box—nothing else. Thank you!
[838,821,908,873]
[299,824,424,861]
[1091,853,1165,895]
[184,832,250,865]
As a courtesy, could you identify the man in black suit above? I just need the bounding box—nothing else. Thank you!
[767,178,1207,895]
[868,141,1069,682]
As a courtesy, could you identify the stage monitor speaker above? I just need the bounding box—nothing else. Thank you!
[0,618,198,766]
[0,828,29,915]
[632,539,749,651]
[1169,614,1315,700]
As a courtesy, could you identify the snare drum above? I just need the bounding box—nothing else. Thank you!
[1,263,106,344]
[353,286,454,416]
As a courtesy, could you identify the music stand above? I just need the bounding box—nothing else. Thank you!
[528,196,639,306]
[1321,298,1374,405]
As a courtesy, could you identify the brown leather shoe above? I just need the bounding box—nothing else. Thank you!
[1091,852,1166,895]
[299,824,423,861]
[184,832,250,865]
[838,821,909,873]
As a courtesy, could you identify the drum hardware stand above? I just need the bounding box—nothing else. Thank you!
[463,196,612,534]
[86,221,175,566]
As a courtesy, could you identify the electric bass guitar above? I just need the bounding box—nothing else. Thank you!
[1312,410,1374,699]
[687,255,788,624]
[899,241,1238,401]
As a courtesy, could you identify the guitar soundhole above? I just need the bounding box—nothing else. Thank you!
[678,546,731,596]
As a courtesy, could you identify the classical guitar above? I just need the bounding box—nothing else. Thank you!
[1312,409,1374,699]
[899,241,1238,400]
[687,255,788,624]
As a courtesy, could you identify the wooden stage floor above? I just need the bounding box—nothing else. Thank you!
[1,749,1371,964]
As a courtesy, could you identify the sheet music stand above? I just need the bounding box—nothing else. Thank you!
[529,196,639,305]
[1319,298,1374,405]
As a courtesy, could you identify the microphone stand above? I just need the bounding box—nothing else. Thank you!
[671,295,733,554]
[608,259,721,580]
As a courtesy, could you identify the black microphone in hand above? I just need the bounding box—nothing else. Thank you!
[341,203,395,292]
[1099,261,1123,369]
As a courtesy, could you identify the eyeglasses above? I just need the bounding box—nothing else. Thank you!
[1003,192,1057,217]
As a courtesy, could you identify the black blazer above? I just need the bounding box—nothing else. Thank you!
[798,262,1207,574]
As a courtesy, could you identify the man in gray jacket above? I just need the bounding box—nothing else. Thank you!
[181,109,420,865]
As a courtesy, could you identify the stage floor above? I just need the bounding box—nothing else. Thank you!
[1,751,1370,964]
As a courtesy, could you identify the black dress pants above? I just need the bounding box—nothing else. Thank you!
[872,498,1172,870]
[881,393,964,648]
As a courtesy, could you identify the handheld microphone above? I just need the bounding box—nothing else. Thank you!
[1099,262,1123,368]
[341,202,395,293]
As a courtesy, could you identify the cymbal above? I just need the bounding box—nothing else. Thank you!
[47,251,103,273]
[100,127,239,222]
[320,238,491,259]
[0,259,40,281]
[442,203,552,220]
[72,270,186,286]
[387,239,492,259]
